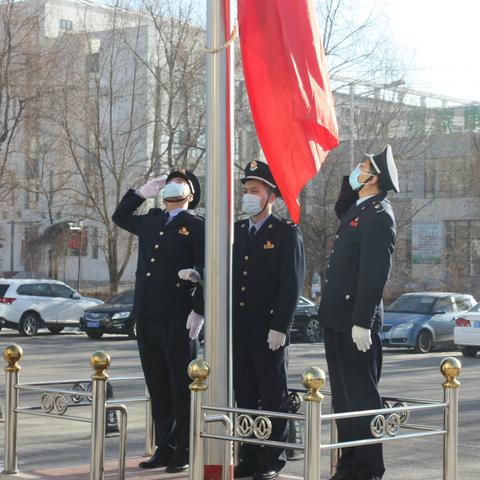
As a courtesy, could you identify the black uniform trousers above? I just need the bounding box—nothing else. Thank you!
[137,317,197,457]
[233,346,288,469]
[324,329,385,479]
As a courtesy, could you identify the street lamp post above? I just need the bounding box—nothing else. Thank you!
[68,221,84,292]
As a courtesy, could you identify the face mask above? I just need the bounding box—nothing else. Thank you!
[241,193,264,217]
[162,181,190,200]
[348,165,374,191]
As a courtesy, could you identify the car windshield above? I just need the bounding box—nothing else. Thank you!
[108,290,134,304]
[468,303,480,313]
[386,295,437,314]
[298,297,313,306]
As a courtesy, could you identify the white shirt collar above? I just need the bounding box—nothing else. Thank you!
[248,214,271,232]
[356,195,375,206]
[166,207,187,219]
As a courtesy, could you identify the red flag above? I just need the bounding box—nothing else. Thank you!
[238,0,339,223]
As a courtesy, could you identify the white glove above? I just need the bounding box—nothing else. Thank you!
[352,325,372,352]
[186,310,204,340]
[178,268,202,284]
[137,176,167,199]
[267,329,286,351]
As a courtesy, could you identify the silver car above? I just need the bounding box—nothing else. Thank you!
[382,292,477,353]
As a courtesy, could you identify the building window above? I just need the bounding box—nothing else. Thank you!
[446,220,480,277]
[86,52,100,73]
[59,19,73,31]
[26,137,40,179]
[91,227,99,259]
[425,157,477,198]
[25,189,39,209]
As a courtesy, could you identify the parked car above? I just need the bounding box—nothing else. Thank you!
[0,279,103,336]
[291,296,322,343]
[80,290,136,340]
[454,303,480,357]
[80,291,322,343]
[381,292,476,353]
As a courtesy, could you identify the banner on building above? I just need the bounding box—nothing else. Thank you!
[412,221,443,265]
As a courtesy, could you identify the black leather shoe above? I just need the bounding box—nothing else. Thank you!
[234,461,256,478]
[165,462,189,473]
[329,469,357,480]
[253,467,281,480]
[138,448,174,469]
[165,454,189,473]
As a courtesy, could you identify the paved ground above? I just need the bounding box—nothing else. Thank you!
[0,328,478,479]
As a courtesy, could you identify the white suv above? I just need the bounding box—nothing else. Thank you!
[0,279,103,336]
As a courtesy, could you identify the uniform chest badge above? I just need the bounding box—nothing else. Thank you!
[178,226,190,236]
[350,217,359,228]
[264,240,275,249]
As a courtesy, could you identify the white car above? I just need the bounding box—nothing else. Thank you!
[454,303,480,357]
[0,279,103,336]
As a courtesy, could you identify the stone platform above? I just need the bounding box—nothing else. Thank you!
[0,458,303,479]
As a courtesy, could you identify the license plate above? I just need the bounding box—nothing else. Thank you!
[87,321,100,328]
[474,321,480,328]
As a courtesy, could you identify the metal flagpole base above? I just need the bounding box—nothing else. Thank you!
[0,473,41,479]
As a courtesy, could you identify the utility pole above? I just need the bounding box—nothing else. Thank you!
[68,221,84,292]
[10,221,14,273]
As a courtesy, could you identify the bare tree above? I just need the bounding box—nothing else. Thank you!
[43,6,150,293]
[136,0,206,177]
[16,134,74,277]
[0,0,36,197]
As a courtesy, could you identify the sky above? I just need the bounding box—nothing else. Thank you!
[379,0,480,102]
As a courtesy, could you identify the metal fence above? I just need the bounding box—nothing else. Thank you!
[1,344,155,480]
[187,356,461,480]
[1,344,462,480]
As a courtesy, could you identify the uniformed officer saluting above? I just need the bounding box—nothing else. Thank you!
[233,161,305,480]
[112,170,204,473]
[318,145,398,480]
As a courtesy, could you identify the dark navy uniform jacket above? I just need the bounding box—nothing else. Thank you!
[232,214,305,349]
[112,189,204,320]
[318,192,396,333]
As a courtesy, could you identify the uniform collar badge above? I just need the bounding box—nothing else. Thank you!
[250,160,258,171]
[268,224,273,229]
[263,240,275,249]
[350,218,359,228]
[178,226,190,236]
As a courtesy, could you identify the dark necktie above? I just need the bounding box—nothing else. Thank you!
[248,225,256,246]
[164,211,171,225]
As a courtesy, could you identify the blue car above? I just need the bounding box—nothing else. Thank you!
[381,292,476,353]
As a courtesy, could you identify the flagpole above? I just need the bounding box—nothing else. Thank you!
[205,0,233,478]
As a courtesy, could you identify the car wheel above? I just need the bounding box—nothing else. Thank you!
[87,331,104,340]
[460,347,478,358]
[48,326,64,334]
[304,318,322,343]
[414,330,433,354]
[127,320,137,340]
[20,312,41,336]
